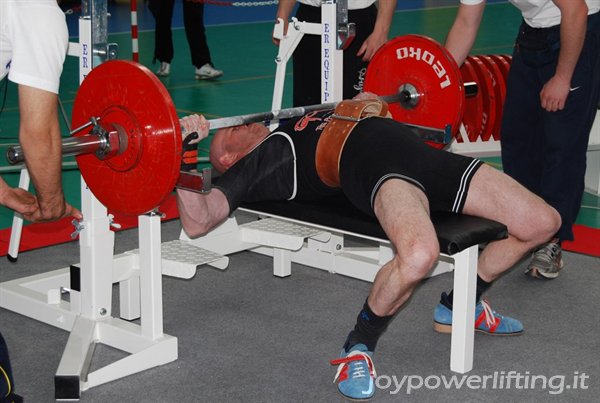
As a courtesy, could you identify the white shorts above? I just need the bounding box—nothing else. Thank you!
[0,0,68,94]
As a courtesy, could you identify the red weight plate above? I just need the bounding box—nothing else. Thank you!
[459,59,484,142]
[498,54,513,72]
[72,60,181,216]
[488,54,510,84]
[467,56,497,142]
[478,55,506,141]
[363,34,465,149]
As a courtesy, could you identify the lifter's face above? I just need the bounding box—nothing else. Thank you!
[210,123,270,172]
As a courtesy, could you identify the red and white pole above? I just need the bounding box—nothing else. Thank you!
[130,0,139,62]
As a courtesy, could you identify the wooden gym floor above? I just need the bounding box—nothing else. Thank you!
[0,1,598,256]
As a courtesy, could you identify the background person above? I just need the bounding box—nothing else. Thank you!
[273,0,397,106]
[445,0,600,279]
[0,0,81,222]
[149,0,223,80]
[1,331,22,403]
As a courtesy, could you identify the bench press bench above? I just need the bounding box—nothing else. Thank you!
[178,194,508,374]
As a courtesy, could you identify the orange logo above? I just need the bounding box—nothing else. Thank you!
[294,111,322,131]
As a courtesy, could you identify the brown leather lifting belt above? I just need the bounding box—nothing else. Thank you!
[315,99,391,187]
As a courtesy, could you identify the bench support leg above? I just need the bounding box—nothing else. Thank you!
[450,244,478,373]
[273,249,292,278]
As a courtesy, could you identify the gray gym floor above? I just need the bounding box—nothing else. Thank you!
[1,214,599,402]
[1,2,599,401]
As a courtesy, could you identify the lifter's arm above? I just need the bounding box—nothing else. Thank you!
[177,113,230,238]
[445,1,485,66]
[176,188,231,238]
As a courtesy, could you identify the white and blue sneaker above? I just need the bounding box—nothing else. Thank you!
[330,343,376,400]
[434,296,524,336]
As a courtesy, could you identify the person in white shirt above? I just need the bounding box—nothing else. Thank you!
[0,0,81,222]
[446,0,600,279]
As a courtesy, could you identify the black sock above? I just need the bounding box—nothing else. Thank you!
[343,299,394,353]
[440,275,493,309]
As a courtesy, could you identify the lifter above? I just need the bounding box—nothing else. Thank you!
[177,92,561,400]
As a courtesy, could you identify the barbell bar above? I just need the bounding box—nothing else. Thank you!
[6,79,478,167]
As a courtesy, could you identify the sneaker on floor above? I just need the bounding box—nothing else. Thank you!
[156,62,170,77]
[434,296,523,336]
[330,343,376,400]
[195,63,223,80]
[525,241,564,279]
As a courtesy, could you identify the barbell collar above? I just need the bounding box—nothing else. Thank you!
[5,117,122,165]
[398,83,421,110]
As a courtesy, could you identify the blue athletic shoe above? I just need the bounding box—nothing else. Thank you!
[330,343,376,400]
[434,297,524,336]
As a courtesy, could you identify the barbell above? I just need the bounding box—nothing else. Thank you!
[5,34,479,216]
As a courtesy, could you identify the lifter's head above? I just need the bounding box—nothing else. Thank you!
[210,123,270,173]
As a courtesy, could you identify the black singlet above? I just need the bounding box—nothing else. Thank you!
[214,111,483,217]
[213,109,339,212]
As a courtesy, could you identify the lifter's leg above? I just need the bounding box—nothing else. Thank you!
[332,179,439,400]
[368,179,440,316]
[434,164,560,335]
[463,164,561,282]
[342,179,438,349]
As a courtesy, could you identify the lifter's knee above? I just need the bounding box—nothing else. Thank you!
[391,241,440,284]
[518,202,561,246]
[535,204,561,242]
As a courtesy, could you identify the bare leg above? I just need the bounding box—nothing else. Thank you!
[368,179,440,317]
[463,164,561,282]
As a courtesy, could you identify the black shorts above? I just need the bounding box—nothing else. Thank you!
[339,117,483,216]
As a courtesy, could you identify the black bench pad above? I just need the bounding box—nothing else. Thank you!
[239,194,508,255]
